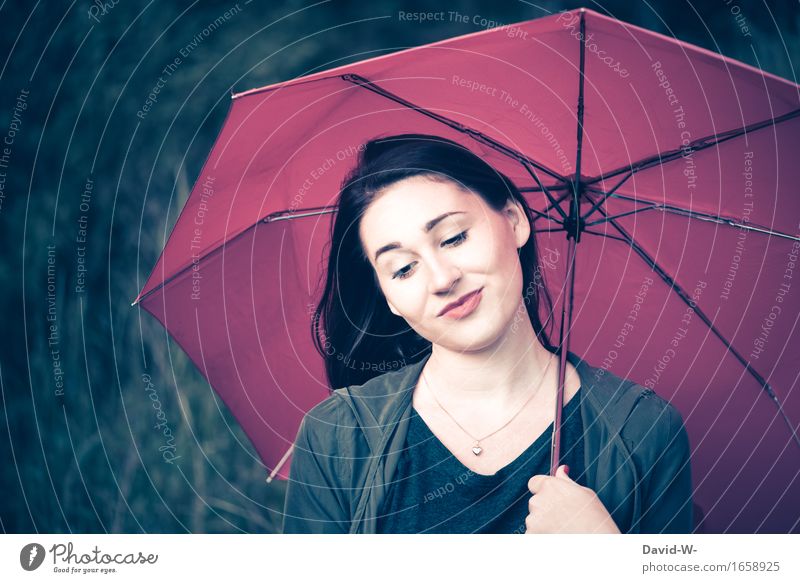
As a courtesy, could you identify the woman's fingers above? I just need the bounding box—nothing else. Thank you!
[528,464,571,493]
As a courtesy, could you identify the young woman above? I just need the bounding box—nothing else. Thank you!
[282,134,693,534]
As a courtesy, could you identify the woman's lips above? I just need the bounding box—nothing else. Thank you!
[439,288,483,319]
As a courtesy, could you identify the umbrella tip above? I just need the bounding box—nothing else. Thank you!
[266,445,294,484]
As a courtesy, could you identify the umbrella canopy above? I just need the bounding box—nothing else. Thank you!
[134,7,800,533]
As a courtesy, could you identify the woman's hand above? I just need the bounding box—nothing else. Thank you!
[525,464,621,534]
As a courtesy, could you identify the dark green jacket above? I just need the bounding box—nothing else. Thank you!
[282,351,693,534]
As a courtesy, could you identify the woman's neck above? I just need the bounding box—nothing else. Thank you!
[421,311,570,411]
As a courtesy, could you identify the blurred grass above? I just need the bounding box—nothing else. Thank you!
[0,0,797,533]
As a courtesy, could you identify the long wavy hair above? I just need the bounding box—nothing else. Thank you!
[311,134,559,390]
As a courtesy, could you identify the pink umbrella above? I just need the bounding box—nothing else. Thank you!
[133,7,800,533]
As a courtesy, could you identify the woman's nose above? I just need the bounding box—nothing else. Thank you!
[428,255,462,295]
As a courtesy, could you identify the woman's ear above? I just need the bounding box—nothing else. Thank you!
[504,199,531,249]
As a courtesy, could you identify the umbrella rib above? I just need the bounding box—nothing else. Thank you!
[585,204,658,225]
[527,206,564,222]
[262,205,337,222]
[581,171,633,221]
[595,207,798,448]
[341,73,569,221]
[131,205,338,307]
[582,229,630,245]
[531,191,573,224]
[521,184,572,193]
[585,107,800,187]
[585,193,800,242]
[342,74,567,222]
[520,159,568,222]
[341,73,565,182]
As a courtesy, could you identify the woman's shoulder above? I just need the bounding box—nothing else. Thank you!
[334,358,420,397]
[298,358,413,433]
[624,386,687,439]
[295,390,348,445]
[579,360,687,447]
[329,357,426,419]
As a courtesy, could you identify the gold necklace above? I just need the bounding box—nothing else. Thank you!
[420,367,547,456]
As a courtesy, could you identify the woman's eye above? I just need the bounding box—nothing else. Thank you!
[392,262,416,280]
[391,231,467,281]
[442,230,468,247]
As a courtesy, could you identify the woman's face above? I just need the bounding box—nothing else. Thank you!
[358,175,531,352]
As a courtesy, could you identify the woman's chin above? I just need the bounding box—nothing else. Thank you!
[430,321,507,353]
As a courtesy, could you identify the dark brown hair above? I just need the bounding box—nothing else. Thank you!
[312,134,558,389]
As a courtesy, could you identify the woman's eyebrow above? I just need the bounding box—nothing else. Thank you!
[373,211,466,262]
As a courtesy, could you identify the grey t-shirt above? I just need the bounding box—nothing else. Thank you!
[376,389,585,534]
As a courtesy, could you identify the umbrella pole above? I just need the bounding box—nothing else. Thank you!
[550,7,586,477]
[549,232,578,476]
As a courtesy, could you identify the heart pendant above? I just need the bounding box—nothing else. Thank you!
[472,446,483,456]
